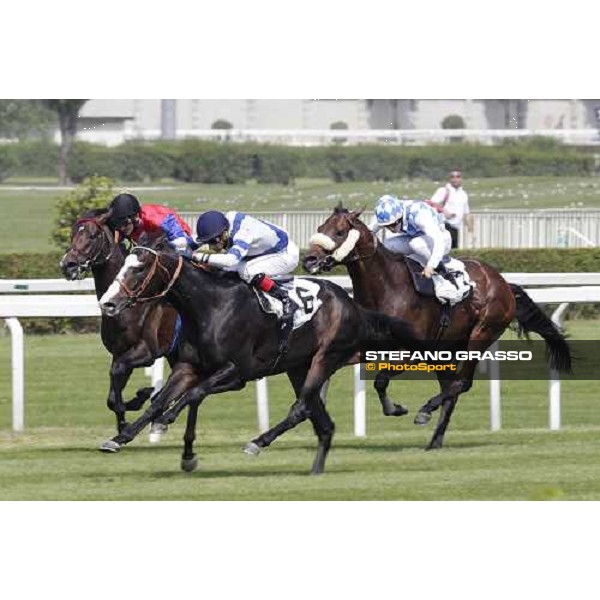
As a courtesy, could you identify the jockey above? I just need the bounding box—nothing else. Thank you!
[192,210,300,352]
[369,194,452,279]
[107,192,195,252]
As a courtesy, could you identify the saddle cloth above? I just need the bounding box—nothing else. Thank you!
[253,277,324,330]
[405,255,475,306]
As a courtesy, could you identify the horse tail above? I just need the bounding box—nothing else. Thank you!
[510,283,572,373]
[358,307,421,349]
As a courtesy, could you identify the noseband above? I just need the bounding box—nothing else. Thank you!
[312,214,377,268]
[118,247,183,304]
[342,215,378,263]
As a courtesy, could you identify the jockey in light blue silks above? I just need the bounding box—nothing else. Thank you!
[369,195,473,305]
[369,194,452,279]
[192,210,300,353]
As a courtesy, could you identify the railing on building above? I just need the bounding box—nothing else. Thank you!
[74,128,600,147]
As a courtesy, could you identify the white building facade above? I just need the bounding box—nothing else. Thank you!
[74,99,600,145]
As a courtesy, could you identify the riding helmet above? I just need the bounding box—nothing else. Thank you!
[196,210,229,243]
[108,193,141,227]
[374,194,403,226]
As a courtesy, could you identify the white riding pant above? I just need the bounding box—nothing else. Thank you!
[383,231,451,268]
[237,241,300,283]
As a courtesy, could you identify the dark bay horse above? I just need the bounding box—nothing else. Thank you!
[301,205,572,450]
[97,246,421,474]
[60,209,181,433]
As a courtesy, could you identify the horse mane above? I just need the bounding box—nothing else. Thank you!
[81,207,109,219]
[71,208,110,234]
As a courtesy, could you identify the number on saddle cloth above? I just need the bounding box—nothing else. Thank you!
[253,279,323,330]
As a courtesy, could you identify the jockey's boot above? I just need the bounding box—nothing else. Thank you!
[251,274,299,355]
[436,262,459,289]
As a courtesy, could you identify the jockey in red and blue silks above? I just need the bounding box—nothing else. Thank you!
[107,193,195,252]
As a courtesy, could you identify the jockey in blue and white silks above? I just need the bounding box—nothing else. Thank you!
[192,210,300,352]
[369,195,452,279]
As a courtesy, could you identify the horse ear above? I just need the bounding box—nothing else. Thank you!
[349,208,364,221]
[333,201,347,214]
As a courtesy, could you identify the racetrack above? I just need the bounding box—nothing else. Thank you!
[1,321,599,500]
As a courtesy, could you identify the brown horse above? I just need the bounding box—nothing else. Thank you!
[60,209,182,434]
[301,204,572,450]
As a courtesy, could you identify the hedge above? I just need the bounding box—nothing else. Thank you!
[0,145,17,181]
[0,251,100,334]
[7,248,598,282]
[2,140,597,184]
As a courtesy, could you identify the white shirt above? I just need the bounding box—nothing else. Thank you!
[206,211,289,270]
[430,183,469,229]
[369,201,447,268]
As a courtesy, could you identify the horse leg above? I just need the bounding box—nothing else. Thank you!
[108,343,159,433]
[426,325,504,449]
[249,361,336,474]
[244,365,310,455]
[181,401,200,472]
[154,362,245,471]
[414,372,454,425]
[306,391,336,476]
[297,351,344,475]
[374,372,409,417]
[100,362,198,451]
[107,358,133,434]
[426,363,478,450]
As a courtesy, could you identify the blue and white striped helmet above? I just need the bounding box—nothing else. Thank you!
[374,195,403,226]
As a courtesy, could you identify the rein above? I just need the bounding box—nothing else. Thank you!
[118,248,183,304]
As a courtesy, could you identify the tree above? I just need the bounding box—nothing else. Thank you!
[51,175,115,248]
[42,99,88,184]
[0,100,55,140]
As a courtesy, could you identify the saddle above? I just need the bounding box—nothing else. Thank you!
[404,255,474,307]
[405,256,436,297]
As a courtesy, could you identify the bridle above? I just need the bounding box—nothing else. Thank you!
[118,247,183,304]
[342,214,378,263]
[66,218,121,274]
[317,214,378,270]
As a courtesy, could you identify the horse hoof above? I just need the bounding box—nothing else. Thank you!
[181,456,198,472]
[99,439,121,453]
[426,442,442,451]
[148,422,168,444]
[243,442,261,456]
[414,411,432,426]
[384,404,409,417]
[310,467,324,476]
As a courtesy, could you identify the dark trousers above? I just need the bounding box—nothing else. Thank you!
[445,224,459,249]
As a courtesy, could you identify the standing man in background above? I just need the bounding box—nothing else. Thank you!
[428,169,474,248]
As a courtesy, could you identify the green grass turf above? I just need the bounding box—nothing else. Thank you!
[0,320,599,499]
[2,176,600,254]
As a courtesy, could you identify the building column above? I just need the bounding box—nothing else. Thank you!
[161,99,177,139]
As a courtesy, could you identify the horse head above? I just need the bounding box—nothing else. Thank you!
[99,245,182,317]
[303,203,373,274]
[60,209,119,280]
